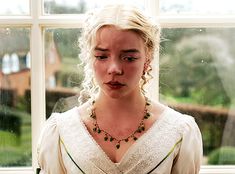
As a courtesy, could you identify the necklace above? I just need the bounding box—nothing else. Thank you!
[89,98,151,149]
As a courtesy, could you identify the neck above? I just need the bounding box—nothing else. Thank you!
[94,92,146,120]
[89,91,151,149]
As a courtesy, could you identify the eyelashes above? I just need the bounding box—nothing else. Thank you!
[94,56,108,60]
[122,57,138,62]
[94,55,138,62]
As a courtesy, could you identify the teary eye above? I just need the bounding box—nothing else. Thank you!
[94,55,108,60]
[123,57,138,62]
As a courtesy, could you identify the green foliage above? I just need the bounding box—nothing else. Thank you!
[53,29,82,58]
[45,28,82,58]
[0,106,31,166]
[0,148,31,167]
[0,28,30,57]
[45,90,77,118]
[0,105,30,124]
[160,28,207,54]
[0,106,22,136]
[57,71,84,88]
[57,57,84,88]
[0,89,16,107]
[208,146,235,164]
[0,131,20,147]
[43,1,85,58]
[15,96,30,112]
[160,28,234,107]
[201,123,223,155]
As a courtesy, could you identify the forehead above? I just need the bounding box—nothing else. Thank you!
[95,26,145,50]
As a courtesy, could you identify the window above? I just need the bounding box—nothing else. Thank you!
[0,27,31,167]
[44,0,145,14]
[44,28,82,117]
[160,27,235,165]
[0,0,234,173]
[0,0,29,15]
[160,0,235,15]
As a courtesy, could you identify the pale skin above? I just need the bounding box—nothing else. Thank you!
[78,26,166,163]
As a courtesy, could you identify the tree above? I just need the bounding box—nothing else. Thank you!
[160,28,233,107]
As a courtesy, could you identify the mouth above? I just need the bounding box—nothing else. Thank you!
[105,81,125,89]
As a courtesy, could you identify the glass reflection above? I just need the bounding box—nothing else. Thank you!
[44,28,83,118]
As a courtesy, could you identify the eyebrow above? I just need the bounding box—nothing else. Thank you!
[94,47,140,53]
[94,47,109,52]
[122,49,140,53]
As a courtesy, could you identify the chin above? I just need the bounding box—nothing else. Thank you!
[100,85,139,99]
[100,89,124,99]
[105,92,124,99]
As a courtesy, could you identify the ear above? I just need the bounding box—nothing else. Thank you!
[143,48,152,73]
[143,58,151,73]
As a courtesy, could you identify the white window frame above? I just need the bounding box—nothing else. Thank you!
[0,0,235,173]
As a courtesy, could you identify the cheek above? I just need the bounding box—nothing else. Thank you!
[125,64,144,79]
[93,61,98,73]
[93,61,105,78]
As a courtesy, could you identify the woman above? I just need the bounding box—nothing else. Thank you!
[37,4,203,174]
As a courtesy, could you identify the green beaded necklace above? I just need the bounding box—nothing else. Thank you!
[90,98,151,149]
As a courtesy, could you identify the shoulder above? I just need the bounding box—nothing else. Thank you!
[37,113,69,173]
[163,106,199,131]
[38,107,80,145]
[163,106,203,153]
[176,111,201,139]
[37,108,80,160]
[37,113,60,147]
[151,100,195,123]
[151,103,202,144]
[163,108,203,172]
[55,107,78,124]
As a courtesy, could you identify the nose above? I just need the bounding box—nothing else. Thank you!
[107,59,123,75]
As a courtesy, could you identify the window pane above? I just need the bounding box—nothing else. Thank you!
[0,0,29,15]
[0,28,31,167]
[44,0,145,14]
[160,0,235,15]
[44,28,82,118]
[160,28,235,165]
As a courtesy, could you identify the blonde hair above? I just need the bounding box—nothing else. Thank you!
[78,4,160,105]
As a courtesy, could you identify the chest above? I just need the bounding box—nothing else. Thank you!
[58,110,182,174]
[94,135,134,163]
[84,118,154,163]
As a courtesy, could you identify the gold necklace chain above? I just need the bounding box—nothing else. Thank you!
[90,98,151,149]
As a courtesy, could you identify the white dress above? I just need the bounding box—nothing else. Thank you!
[37,106,203,174]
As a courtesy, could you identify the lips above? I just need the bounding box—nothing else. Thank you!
[105,81,125,89]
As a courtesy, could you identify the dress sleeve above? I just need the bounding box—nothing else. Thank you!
[37,113,66,174]
[171,115,203,174]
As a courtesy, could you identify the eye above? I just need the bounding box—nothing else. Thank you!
[123,57,138,62]
[94,55,108,60]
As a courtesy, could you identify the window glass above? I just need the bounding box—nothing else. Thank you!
[0,28,31,166]
[44,0,145,14]
[160,0,235,15]
[159,28,235,165]
[44,28,83,118]
[0,0,29,15]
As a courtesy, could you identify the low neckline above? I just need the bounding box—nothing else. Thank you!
[76,106,169,165]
